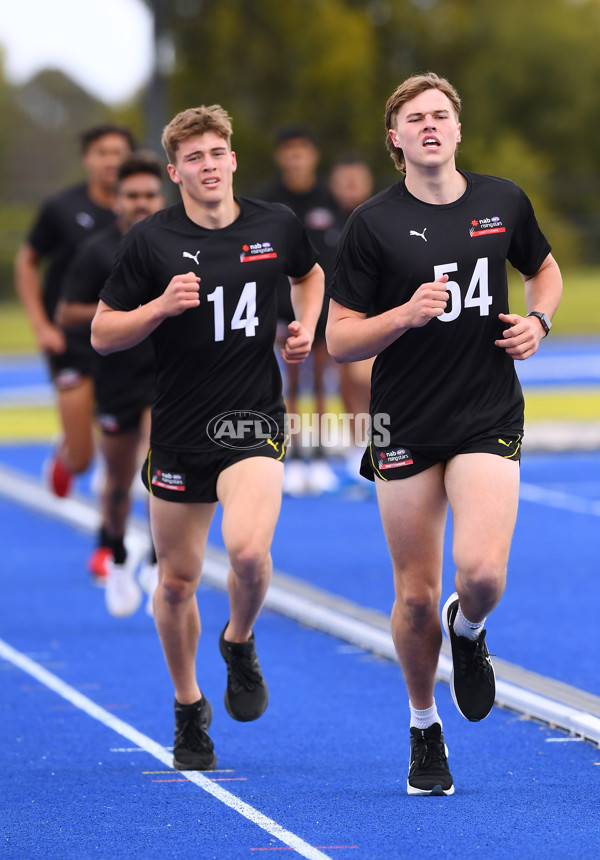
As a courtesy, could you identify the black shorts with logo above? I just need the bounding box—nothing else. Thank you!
[360,429,523,483]
[47,349,94,390]
[142,427,287,503]
[96,403,150,436]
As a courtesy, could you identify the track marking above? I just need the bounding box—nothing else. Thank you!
[520,481,600,516]
[0,637,332,860]
[545,737,584,743]
[1,461,599,745]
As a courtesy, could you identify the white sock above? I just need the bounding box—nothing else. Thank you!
[409,700,441,730]
[453,603,485,640]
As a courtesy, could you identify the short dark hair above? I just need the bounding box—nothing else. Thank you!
[79,123,137,154]
[275,125,318,147]
[117,152,164,184]
[331,154,370,169]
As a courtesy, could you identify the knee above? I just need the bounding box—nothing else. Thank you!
[158,563,200,605]
[458,559,506,604]
[107,486,129,507]
[395,578,441,625]
[229,542,270,585]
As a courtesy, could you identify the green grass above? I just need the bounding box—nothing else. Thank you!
[507,266,600,335]
[0,267,598,441]
[1,265,599,351]
[0,302,37,353]
[525,388,600,421]
[0,406,59,440]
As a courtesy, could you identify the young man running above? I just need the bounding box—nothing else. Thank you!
[58,154,165,605]
[15,124,135,497]
[326,73,562,795]
[91,106,324,769]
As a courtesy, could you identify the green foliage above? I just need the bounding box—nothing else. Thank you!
[164,0,600,252]
[0,204,36,302]
[1,0,600,268]
[167,0,391,189]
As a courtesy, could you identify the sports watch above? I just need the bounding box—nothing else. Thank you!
[526,311,552,337]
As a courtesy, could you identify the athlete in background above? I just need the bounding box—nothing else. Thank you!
[327,73,562,795]
[91,106,324,770]
[328,155,377,482]
[15,124,135,496]
[58,154,165,610]
[258,126,342,495]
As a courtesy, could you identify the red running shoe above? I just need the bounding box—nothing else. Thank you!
[45,452,73,498]
[88,546,113,586]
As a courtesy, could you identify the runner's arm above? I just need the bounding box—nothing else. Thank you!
[14,243,66,354]
[55,299,98,329]
[326,276,450,363]
[495,253,562,360]
[91,271,200,355]
[282,263,325,364]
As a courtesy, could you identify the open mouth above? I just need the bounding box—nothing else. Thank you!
[423,137,441,148]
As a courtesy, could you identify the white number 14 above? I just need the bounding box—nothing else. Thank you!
[206,282,259,342]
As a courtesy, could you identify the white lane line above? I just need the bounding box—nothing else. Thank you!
[0,637,331,860]
[545,737,584,743]
[1,461,599,746]
[519,481,600,516]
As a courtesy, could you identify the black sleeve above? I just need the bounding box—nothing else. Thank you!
[327,212,381,312]
[281,208,320,279]
[28,198,62,257]
[99,227,155,311]
[62,239,110,304]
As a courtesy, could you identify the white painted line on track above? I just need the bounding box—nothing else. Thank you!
[520,481,600,516]
[0,637,332,860]
[1,461,599,747]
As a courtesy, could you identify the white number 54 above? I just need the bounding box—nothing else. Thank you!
[434,258,492,322]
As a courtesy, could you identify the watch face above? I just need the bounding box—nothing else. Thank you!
[529,311,551,334]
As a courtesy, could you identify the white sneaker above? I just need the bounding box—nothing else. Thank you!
[282,459,309,496]
[305,459,340,495]
[105,561,142,618]
[138,562,159,616]
[345,447,365,481]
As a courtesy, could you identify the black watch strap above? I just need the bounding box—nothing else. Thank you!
[527,311,551,337]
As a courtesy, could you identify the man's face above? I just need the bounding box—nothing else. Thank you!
[388,89,461,171]
[114,173,164,231]
[167,132,237,207]
[82,133,133,190]
[329,163,374,213]
[274,137,320,179]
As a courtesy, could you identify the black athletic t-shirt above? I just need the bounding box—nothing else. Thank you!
[28,182,117,365]
[99,198,318,452]
[327,171,552,447]
[28,182,117,319]
[62,223,155,413]
[257,179,341,325]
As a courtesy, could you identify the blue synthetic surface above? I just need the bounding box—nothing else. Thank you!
[1,441,599,859]
[1,340,600,859]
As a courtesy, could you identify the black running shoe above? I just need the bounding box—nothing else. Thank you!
[407,723,454,796]
[442,592,496,722]
[219,624,269,722]
[173,696,217,771]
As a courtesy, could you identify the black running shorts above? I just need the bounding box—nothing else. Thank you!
[360,429,523,483]
[142,431,287,503]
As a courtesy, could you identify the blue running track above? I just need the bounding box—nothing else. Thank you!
[1,343,599,859]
